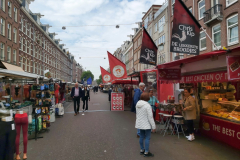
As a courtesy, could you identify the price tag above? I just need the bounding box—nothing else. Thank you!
[10,110,13,117]
[20,111,23,114]
[11,123,15,130]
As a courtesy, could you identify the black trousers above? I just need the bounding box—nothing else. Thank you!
[186,120,194,134]
[83,99,88,110]
[73,97,80,114]
[0,121,16,160]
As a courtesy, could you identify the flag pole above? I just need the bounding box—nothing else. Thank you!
[201,27,220,50]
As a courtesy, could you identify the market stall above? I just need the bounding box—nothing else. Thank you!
[156,47,240,149]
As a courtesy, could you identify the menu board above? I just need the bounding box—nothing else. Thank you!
[227,56,240,81]
[158,69,181,80]
[111,93,124,111]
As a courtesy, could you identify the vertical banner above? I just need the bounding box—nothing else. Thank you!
[111,92,124,111]
[100,66,112,83]
[227,56,240,81]
[170,0,201,55]
[139,27,158,65]
[87,77,92,85]
[107,51,127,80]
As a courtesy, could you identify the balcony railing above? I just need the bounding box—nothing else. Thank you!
[203,4,223,24]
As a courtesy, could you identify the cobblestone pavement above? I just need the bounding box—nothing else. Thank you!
[24,91,240,160]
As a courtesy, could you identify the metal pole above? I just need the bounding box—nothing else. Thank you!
[201,27,220,50]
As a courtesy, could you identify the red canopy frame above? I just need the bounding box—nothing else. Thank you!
[111,79,138,85]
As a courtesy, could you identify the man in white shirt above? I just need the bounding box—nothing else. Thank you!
[71,83,83,116]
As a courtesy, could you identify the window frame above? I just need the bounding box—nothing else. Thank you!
[189,7,192,14]
[212,23,221,50]
[8,1,11,17]
[0,42,4,60]
[158,15,165,33]
[7,23,11,40]
[14,7,17,22]
[200,31,207,51]
[198,0,205,20]
[13,49,16,64]
[226,0,238,7]
[0,17,5,36]
[13,28,17,43]
[227,14,239,46]
[171,0,175,15]
[1,0,6,12]
[7,46,11,63]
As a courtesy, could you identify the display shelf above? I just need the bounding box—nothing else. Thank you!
[217,101,240,106]
[201,98,218,101]
[201,113,240,124]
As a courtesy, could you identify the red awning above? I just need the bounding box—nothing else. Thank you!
[157,50,227,69]
[112,79,139,85]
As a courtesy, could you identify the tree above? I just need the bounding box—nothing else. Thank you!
[81,70,94,81]
[96,74,102,85]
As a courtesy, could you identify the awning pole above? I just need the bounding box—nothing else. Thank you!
[201,27,220,50]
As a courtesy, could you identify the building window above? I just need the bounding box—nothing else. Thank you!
[33,62,35,73]
[189,7,192,13]
[0,18,5,36]
[226,0,238,7]
[20,57,22,68]
[13,49,16,64]
[0,43,4,60]
[14,7,17,22]
[24,58,27,71]
[28,60,31,72]
[200,31,206,50]
[158,34,165,51]
[7,23,11,40]
[172,0,175,15]
[158,16,165,33]
[13,28,17,43]
[227,14,238,46]
[20,37,23,50]
[0,0,5,11]
[25,40,27,53]
[212,24,221,49]
[198,0,205,20]
[149,27,152,36]
[8,1,12,17]
[7,46,11,62]
[154,23,158,32]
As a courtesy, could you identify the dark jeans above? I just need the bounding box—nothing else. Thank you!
[83,99,88,110]
[73,96,80,114]
[139,129,151,153]
[186,120,194,134]
[0,121,16,160]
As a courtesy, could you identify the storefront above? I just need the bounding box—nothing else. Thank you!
[157,47,240,149]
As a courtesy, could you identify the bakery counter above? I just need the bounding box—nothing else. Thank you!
[200,114,240,150]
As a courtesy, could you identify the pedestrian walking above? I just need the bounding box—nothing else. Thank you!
[148,89,159,122]
[135,92,156,157]
[82,86,90,111]
[131,82,145,138]
[181,88,196,141]
[71,83,83,116]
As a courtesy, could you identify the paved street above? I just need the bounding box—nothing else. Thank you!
[25,91,240,160]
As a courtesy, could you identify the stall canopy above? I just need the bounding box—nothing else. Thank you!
[157,50,227,69]
[112,79,138,85]
[0,61,24,72]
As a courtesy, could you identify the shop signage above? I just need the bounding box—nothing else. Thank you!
[111,93,124,111]
[139,27,158,65]
[158,69,181,80]
[227,56,240,81]
[179,83,194,89]
[200,114,240,150]
[170,0,201,55]
[180,71,228,83]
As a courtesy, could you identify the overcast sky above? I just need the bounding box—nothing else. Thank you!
[30,0,165,80]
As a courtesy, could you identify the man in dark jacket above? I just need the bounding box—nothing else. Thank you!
[131,82,145,137]
[71,83,83,116]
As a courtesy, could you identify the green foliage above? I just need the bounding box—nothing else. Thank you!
[96,74,102,85]
[81,70,94,81]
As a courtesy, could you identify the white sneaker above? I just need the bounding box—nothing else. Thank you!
[186,135,195,140]
[188,135,195,141]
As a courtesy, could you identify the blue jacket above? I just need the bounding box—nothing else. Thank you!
[131,88,142,113]
[71,87,83,98]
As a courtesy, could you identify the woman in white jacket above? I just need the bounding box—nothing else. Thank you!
[135,92,156,157]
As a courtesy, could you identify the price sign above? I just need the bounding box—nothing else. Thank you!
[111,93,124,111]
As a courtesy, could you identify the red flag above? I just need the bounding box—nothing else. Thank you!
[107,51,127,80]
[170,0,201,55]
[140,27,158,65]
[100,66,112,83]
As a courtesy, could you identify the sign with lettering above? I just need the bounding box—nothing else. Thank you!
[227,56,240,81]
[180,71,228,83]
[158,69,181,80]
[200,114,240,150]
[179,83,194,89]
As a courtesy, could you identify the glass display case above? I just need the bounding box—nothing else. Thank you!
[199,82,240,123]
